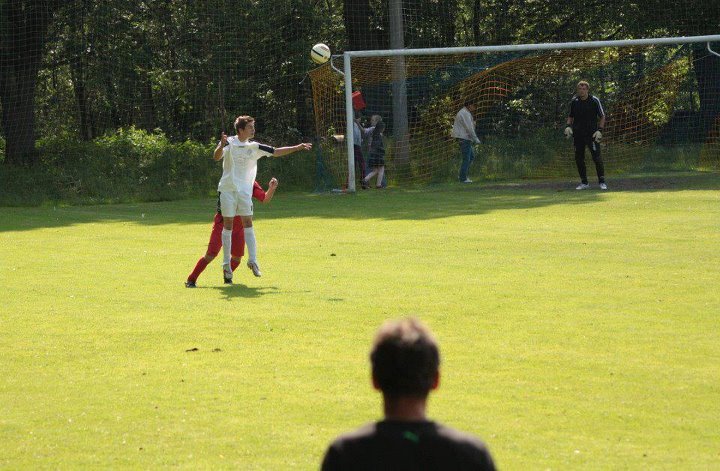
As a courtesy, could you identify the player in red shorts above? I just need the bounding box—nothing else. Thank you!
[185,178,278,287]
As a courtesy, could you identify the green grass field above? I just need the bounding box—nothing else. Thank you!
[2,173,719,469]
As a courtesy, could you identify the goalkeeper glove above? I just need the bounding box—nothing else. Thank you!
[593,130,602,142]
[564,126,573,138]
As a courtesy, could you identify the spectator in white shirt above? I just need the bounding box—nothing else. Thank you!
[451,101,481,183]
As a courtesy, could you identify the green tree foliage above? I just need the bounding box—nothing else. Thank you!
[0,0,717,192]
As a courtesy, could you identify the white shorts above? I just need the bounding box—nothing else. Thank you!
[218,191,253,217]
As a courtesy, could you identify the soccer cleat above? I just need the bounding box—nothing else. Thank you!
[462,178,473,183]
[576,183,590,190]
[599,182,608,190]
[222,264,233,284]
[247,260,262,277]
[185,280,197,288]
[361,180,369,190]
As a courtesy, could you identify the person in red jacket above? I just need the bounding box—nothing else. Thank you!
[185,178,278,287]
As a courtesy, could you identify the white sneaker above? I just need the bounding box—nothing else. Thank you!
[222,264,233,284]
[576,183,590,190]
[599,183,608,190]
[247,260,262,277]
[462,178,473,183]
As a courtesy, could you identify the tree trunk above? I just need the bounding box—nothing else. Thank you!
[344,0,372,51]
[1,67,38,165]
[0,0,57,166]
[389,0,409,174]
[70,59,93,141]
[692,44,720,138]
[140,74,156,132]
[472,0,483,45]
[68,4,93,141]
[439,0,457,45]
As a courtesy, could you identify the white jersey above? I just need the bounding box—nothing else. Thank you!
[451,107,480,143]
[217,136,275,199]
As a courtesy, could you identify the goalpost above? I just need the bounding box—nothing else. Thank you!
[309,34,720,192]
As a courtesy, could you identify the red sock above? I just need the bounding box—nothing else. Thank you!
[188,258,210,283]
[230,259,240,271]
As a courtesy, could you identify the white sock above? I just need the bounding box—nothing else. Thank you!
[244,226,257,263]
[222,228,232,266]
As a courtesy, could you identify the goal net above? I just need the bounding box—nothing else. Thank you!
[1,1,718,202]
[309,37,720,190]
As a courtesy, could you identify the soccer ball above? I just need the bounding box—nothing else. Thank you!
[311,43,331,65]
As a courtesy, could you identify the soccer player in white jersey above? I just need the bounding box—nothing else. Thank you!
[213,115,311,282]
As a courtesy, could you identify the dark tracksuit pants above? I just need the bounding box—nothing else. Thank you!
[354,145,366,180]
[346,145,366,188]
[574,133,605,184]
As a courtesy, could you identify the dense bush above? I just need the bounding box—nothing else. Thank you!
[0,128,213,205]
[0,128,318,206]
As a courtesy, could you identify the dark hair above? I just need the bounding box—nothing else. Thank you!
[370,317,440,398]
[464,100,475,108]
[234,115,255,133]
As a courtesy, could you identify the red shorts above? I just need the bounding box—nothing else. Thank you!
[207,213,245,258]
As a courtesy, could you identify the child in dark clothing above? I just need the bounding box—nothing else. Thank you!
[361,115,386,189]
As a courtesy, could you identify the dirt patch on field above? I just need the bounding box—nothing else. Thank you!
[481,173,720,192]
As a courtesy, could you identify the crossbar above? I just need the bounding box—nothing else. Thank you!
[341,34,720,192]
[342,34,720,58]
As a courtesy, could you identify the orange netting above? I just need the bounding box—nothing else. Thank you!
[310,45,719,188]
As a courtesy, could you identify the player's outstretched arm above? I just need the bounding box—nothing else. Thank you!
[274,142,312,157]
[213,133,228,161]
[262,178,279,203]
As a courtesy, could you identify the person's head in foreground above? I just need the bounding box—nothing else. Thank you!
[321,317,496,471]
[371,317,440,416]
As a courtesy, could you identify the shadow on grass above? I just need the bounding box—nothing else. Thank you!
[204,284,281,300]
[1,172,717,233]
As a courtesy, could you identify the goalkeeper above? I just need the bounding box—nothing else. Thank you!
[564,81,607,190]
